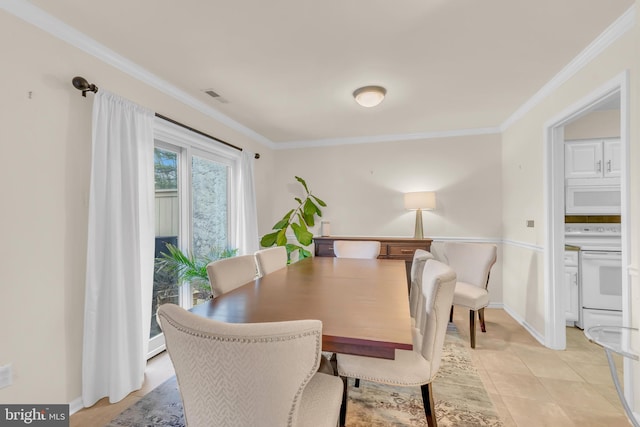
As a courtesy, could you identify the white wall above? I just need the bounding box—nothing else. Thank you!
[564,109,621,140]
[267,134,504,302]
[0,10,271,404]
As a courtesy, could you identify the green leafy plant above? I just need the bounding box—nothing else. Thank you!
[156,243,238,291]
[260,176,327,261]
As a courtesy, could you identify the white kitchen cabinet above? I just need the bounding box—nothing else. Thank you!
[564,251,579,323]
[565,138,620,179]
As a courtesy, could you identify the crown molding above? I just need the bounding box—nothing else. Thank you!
[500,4,636,131]
[0,0,276,148]
[273,127,501,149]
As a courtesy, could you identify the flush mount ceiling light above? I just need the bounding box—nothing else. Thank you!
[353,85,386,107]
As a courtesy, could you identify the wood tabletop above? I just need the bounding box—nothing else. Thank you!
[190,256,413,359]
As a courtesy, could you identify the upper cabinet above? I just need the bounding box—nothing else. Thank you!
[565,138,621,179]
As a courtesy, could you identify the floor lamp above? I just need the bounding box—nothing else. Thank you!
[404,191,436,239]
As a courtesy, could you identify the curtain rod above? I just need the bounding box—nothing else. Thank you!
[71,76,260,159]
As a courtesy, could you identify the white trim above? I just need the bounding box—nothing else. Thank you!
[501,5,635,131]
[0,0,275,148]
[274,127,501,149]
[502,303,547,347]
[69,396,84,415]
[500,239,543,252]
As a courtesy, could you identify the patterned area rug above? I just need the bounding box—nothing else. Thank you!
[106,324,502,426]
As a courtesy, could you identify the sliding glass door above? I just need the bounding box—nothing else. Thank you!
[148,123,236,358]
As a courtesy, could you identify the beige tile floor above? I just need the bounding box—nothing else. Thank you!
[70,308,632,426]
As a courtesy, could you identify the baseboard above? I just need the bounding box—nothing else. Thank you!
[69,396,84,415]
[502,304,547,347]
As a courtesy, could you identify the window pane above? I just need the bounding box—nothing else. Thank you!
[151,148,180,339]
[191,155,229,303]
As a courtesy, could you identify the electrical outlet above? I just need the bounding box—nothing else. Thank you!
[526,220,535,228]
[0,364,12,389]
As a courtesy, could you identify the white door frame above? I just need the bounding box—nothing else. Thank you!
[543,70,632,394]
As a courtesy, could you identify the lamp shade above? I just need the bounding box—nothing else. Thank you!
[404,191,436,211]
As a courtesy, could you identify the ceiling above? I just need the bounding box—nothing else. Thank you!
[23,0,635,145]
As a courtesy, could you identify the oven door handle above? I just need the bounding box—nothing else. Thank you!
[582,251,621,259]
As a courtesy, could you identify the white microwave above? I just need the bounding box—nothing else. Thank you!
[565,179,621,214]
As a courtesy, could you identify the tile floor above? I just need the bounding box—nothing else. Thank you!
[70,308,632,427]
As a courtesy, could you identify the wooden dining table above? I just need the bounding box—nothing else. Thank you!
[190,256,413,359]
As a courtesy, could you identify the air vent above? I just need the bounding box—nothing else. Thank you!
[202,89,229,104]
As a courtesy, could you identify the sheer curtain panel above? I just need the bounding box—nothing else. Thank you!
[235,150,259,255]
[82,90,155,406]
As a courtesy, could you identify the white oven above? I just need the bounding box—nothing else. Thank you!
[580,250,622,310]
[565,223,622,330]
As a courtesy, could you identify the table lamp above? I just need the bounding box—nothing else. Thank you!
[404,191,436,239]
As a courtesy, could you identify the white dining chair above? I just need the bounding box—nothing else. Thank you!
[333,240,380,259]
[443,242,497,348]
[206,255,257,298]
[410,249,435,324]
[255,246,288,277]
[336,259,457,427]
[158,303,343,427]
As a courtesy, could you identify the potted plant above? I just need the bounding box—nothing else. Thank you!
[156,243,238,301]
[260,176,326,261]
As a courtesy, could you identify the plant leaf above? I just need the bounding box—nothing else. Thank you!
[294,197,303,205]
[273,209,294,230]
[303,198,318,216]
[261,231,279,247]
[276,229,288,246]
[299,247,312,259]
[295,176,309,194]
[303,212,315,227]
[311,195,327,207]
[291,223,313,246]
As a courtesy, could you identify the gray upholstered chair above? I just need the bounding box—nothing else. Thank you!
[255,246,288,277]
[158,303,343,427]
[336,259,456,427]
[206,255,257,298]
[443,242,497,348]
[333,240,380,259]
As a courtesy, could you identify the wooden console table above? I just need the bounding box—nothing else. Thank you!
[313,236,433,288]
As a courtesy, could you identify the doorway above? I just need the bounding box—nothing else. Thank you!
[544,71,632,398]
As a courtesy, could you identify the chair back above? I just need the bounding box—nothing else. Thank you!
[333,240,381,259]
[409,249,434,319]
[206,255,257,298]
[415,259,457,380]
[255,246,288,277]
[443,242,497,289]
[158,303,323,427]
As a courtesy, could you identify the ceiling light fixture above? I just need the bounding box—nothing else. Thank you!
[353,85,386,108]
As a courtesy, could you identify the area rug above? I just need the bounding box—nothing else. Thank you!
[106,324,502,426]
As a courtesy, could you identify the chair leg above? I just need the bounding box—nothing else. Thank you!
[420,382,437,427]
[449,305,453,322]
[469,310,476,349]
[479,307,486,333]
[339,376,349,427]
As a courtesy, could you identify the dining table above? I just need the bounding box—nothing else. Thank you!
[190,256,413,359]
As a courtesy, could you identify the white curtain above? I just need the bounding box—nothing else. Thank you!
[235,151,260,255]
[82,90,155,406]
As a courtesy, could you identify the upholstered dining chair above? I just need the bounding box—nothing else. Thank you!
[255,246,288,277]
[158,303,343,427]
[333,240,381,259]
[443,242,497,348]
[336,259,457,427]
[410,249,435,325]
[206,255,257,298]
